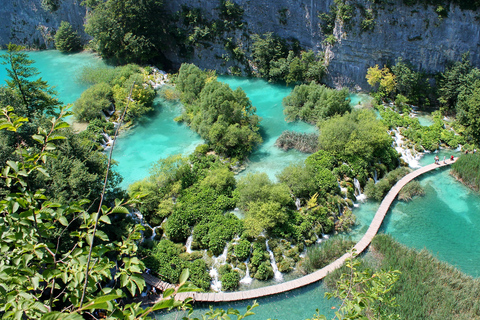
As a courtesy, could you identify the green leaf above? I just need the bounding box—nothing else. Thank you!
[54,121,70,130]
[150,298,176,312]
[179,268,189,286]
[32,134,45,144]
[163,288,175,298]
[111,206,129,214]
[58,216,68,227]
[36,167,50,177]
[79,293,122,310]
[99,215,111,224]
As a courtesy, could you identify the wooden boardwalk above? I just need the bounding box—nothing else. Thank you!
[146,158,456,303]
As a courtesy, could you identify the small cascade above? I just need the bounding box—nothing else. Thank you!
[239,256,253,285]
[295,198,301,210]
[354,178,367,202]
[392,129,421,168]
[210,245,229,292]
[374,170,378,184]
[150,226,161,241]
[265,240,283,282]
[101,132,114,150]
[185,235,193,253]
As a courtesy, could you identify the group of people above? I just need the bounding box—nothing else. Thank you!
[434,155,455,164]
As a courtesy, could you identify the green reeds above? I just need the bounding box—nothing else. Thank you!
[452,153,480,191]
[275,130,319,153]
[301,237,354,274]
[325,234,480,319]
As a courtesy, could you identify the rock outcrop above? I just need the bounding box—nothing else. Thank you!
[0,0,88,49]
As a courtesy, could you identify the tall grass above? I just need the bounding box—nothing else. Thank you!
[301,237,354,274]
[325,234,480,319]
[275,130,319,153]
[452,153,480,191]
[398,180,425,201]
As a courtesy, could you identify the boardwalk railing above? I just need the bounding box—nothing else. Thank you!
[145,159,456,303]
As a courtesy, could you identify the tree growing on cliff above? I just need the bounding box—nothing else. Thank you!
[366,65,396,101]
[84,0,168,64]
[55,21,82,53]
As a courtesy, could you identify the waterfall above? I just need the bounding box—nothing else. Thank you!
[239,256,253,285]
[266,240,283,282]
[150,226,161,241]
[101,132,114,150]
[295,198,301,210]
[374,170,378,183]
[185,235,193,253]
[392,129,421,168]
[354,178,367,202]
[210,245,229,292]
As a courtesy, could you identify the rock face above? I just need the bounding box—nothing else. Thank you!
[3,0,480,90]
[164,0,480,90]
[0,0,88,49]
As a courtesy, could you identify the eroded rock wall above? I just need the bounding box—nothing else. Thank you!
[0,0,88,49]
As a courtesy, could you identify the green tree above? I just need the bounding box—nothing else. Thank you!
[250,33,289,77]
[1,44,61,118]
[73,82,113,121]
[55,21,82,53]
[84,0,168,64]
[283,81,350,124]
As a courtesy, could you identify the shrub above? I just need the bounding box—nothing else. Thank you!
[221,270,241,291]
[275,131,319,153]
[254,261,274,280]
[234,239,251,261]
[73,82,113,122]
[55,21,82,53]
[452,153,480,191]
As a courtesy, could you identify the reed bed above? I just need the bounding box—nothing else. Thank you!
[325,234,480,319]
[452,153,480,191]
[275,130,319,153]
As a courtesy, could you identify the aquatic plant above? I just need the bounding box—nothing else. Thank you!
[301,237,355,274]
[398,180,425,201]
[452,153,480,191]
[275,130,319,153]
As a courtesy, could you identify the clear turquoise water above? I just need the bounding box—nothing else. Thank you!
[218,76,317,181]
[2,51,478,318]
[0,50,106,105]
[112,99,203,187]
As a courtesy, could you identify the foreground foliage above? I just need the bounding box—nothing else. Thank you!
[325,234,480,319]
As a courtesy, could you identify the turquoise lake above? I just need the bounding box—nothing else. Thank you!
[1,50,478,319]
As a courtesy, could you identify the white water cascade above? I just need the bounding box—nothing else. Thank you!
[392,129,421,168]
[374,170,378,183]
[101,133,114,150]
[210,245,228,292]
[353,178,367,202]
[185,235,193,253]
[295,198,302,210]
[239,256,253,285]
[266,240,283,282]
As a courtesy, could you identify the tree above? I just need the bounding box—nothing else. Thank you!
[283,81,351,124]
[55,21,82,53]
[1,44,61,118]
[456,79,480,143]
[366,65,396,100]
[73,82,113,121]
[84,0,168,64]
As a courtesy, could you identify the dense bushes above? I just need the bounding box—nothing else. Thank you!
[250,33,325,84]
[364,167,411,201]
[74,64,155,122]
[452,153,480,191]
[175,63,262,159]
[283,82,351,124]
[318,109,399,177]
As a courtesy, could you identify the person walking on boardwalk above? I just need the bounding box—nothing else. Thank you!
[434,155,439,164]
[443,156,446,164]
[451,155,454,161]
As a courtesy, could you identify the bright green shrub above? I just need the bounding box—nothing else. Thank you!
[55,21,82,52]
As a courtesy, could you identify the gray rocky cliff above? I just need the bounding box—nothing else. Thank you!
[164,0,480,90]
[0,0,88,49]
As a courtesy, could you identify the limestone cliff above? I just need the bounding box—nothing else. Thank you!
[0,0,87,49]
[163,0,480,90]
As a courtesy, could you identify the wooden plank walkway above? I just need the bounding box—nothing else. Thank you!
[146,158,457,302]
